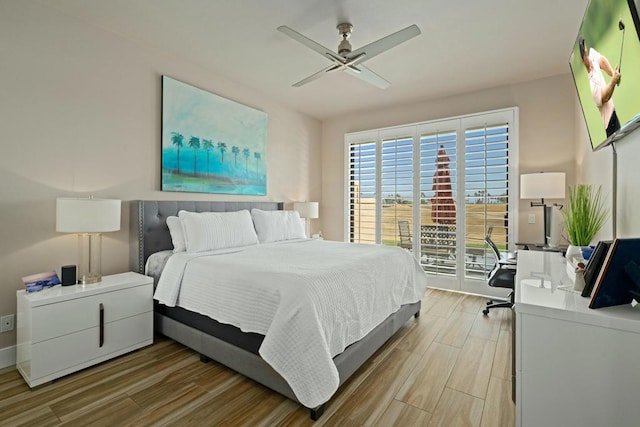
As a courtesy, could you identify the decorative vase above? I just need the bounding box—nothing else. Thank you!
[565,245,584,263]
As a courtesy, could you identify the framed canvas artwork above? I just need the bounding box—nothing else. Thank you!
[161,76,267,195]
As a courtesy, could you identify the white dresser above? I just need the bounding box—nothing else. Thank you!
[515,251,640,427]
[16,272,153,387]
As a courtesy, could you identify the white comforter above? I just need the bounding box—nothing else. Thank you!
[154,239,427,408]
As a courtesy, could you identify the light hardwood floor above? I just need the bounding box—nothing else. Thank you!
[0,289,514,426]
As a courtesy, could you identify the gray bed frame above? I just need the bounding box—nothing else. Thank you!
[130,200,421,420]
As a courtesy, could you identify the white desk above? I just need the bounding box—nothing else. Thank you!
[515,251,640,427]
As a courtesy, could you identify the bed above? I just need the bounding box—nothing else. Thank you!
[130,200,426,420]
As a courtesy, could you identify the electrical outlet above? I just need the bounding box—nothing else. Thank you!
[1,314,14,332]
[528,214,536,224]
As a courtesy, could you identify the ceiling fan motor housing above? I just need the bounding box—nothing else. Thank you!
[337,23,353,56]
[338,39,352,56]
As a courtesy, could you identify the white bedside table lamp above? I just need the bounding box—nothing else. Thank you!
[56,196,121,284]
[294,201,319,238]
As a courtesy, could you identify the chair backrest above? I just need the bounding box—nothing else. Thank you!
[485,234,501,260]
[485,230,516,287]
[485,230,501,279]
[398,221,411,244]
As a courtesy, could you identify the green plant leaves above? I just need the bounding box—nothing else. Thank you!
[562,184,609,246]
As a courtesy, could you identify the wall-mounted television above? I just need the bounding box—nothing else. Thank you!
[569,0,640,151]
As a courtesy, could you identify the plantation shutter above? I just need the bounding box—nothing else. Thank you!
[381,135,414,247]
[344,108,517,295]
[463,122,510,277]
[419,129,458,277]
[348,140,377,244]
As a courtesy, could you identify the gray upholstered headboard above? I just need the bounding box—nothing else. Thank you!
[129,200,284,274]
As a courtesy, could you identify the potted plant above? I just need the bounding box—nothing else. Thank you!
[562,184,609,260]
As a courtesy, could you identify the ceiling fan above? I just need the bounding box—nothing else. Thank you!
[277,23,421,89]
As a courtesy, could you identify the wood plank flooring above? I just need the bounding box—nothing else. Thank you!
[0,289,514,426]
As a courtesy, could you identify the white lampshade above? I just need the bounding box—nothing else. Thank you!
[56,197,121,233]
[520,173,566,200]
[56,197,121,285]
[294,201,319,219]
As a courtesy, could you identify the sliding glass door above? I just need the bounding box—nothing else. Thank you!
[345,108,518,294]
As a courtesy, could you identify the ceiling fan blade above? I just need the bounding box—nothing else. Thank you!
[345,65,391,89]
[347,24,421,65]
[292,64,340,87]
[278,25,344,63]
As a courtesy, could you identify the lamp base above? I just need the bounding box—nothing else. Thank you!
[78,274,101,285]
[78,233,103,285]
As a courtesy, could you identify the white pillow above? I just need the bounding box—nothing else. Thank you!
[178,210,258,253]
[166,216,186,253]
[251,209,306,243]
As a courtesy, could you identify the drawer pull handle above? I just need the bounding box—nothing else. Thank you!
[99,303,104,348]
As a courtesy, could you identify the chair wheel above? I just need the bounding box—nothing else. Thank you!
[483,309,489,315]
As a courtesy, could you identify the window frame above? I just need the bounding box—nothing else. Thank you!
[344,107,519,292]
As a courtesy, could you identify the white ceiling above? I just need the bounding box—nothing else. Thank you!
[42,0,588,121]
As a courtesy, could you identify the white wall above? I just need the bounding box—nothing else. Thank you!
[615,132,640,237]
[321,75,577,244]
[574,97,615,242]
[574,94,640,241]
[0,2,321,351]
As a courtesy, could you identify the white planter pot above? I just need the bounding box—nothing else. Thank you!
[565,245,584,263]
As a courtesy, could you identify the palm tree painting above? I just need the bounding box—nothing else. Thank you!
[170,132,184,174]
[188,136,200,176]
[217,142,227,165]
[202,139,214,175]
[161,76,267,195]
[243,148,251,173]
[254,152,261,175]
[232,145,240,167]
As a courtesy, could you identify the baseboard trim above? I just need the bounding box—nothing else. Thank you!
[0,345,16,369]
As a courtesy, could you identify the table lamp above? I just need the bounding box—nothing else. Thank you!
[294,201,319,238]
[520,172,565,246]
[56,196,121,284]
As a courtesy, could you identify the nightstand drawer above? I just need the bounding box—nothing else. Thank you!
[28,311,153,386]
[31,284,152,342]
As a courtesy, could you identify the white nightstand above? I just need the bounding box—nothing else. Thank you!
[16,272,153,387]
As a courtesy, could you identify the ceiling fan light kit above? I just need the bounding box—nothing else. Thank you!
[337,23,354,56]
[277,22,421,89]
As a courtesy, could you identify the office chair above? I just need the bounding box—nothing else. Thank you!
[483,231,517,316]
[398,220,412,250]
